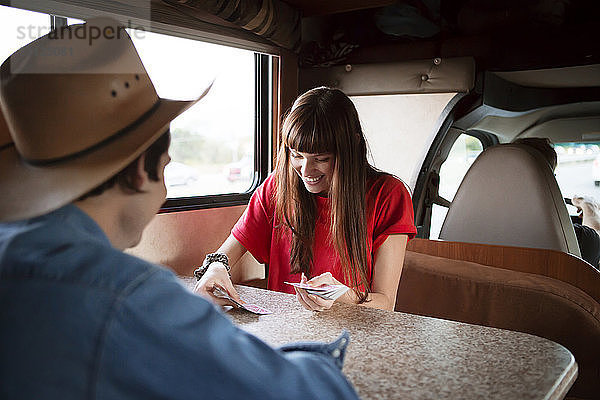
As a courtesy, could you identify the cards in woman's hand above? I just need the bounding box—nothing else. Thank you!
[285,282,349,301]
[212,286,273,315]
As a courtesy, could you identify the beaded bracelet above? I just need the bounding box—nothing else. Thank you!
[194,252,230,281]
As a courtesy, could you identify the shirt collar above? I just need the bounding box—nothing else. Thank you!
[48,204,111,246]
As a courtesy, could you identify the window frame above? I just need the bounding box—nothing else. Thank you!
[159,52,272,213]
[423,129,498,238]
[412,91,498,238]
[1,6,274,213]
[51,15,67,29]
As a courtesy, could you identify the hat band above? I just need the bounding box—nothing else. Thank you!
[0,143,13,152]
[24,100,162,166]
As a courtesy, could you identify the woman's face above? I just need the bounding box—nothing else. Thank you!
[289,148,335,194]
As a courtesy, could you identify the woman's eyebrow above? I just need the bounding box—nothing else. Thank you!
[288,149,333,157]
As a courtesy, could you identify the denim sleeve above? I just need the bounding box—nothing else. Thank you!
[278,330,351,370]
[94,268,359,400]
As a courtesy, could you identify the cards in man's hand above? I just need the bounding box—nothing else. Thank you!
[285,282,349,301]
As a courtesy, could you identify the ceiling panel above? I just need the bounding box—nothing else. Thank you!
[281,0,395,16]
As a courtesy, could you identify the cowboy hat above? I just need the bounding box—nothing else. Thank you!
[0,17,210,222]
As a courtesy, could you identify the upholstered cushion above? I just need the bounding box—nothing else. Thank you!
[397,251,600,399]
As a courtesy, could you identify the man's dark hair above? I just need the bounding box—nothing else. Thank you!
[513,137,557,171]
[78,130,171,200]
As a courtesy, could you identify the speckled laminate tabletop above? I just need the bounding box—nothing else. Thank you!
[186,281,577,399]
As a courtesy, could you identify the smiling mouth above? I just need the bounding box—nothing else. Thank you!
[303,176,323,184]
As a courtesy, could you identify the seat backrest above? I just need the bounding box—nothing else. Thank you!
[439,143,580,257]
[397,242,600,399]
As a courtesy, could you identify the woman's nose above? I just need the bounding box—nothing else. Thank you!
[301,159,315,175]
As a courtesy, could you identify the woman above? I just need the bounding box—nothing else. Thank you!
[195,87,416,311]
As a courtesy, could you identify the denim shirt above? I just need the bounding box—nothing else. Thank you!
[0,205,358,400]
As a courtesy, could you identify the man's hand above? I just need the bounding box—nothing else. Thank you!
[572,195,600,232]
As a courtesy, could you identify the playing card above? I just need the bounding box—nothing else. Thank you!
[285,282,325,291]
[284,282,349,301]
[212,286,273,315]
[239,303,273,315]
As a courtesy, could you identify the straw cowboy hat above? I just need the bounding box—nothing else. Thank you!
[0,17,210,222]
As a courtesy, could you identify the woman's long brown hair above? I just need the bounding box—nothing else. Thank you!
[274,87,375,303]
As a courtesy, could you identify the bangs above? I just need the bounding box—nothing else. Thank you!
[284,108,336,154]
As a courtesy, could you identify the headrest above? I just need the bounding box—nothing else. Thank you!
[439,144,580,256]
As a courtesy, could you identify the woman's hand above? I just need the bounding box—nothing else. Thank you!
[294,272,344,312]
[194,262,241,307]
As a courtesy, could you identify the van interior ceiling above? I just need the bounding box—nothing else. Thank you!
[2,1,600,399]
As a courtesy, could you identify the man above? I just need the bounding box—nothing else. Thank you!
[0,18,358,399]
[513,137,600,267]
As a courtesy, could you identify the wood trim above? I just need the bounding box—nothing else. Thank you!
[279,49,299,119]
[271,56,280,167]
[274,49,298,155]
[407,238,600,304]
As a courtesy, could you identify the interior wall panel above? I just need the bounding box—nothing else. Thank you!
[128,205,264,281]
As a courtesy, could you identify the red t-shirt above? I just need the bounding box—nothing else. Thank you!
[232,173,417,294]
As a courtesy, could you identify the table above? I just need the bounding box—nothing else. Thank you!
[187,281,577,399]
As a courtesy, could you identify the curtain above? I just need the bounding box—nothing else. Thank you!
[162,0,301,51]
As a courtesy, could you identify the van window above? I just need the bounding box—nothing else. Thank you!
[430,134,484,239]
[126,29,257,199]
[554,142,600,213]
[1,7,265,205]
[1,5,51,63]
[351,93,456,189]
